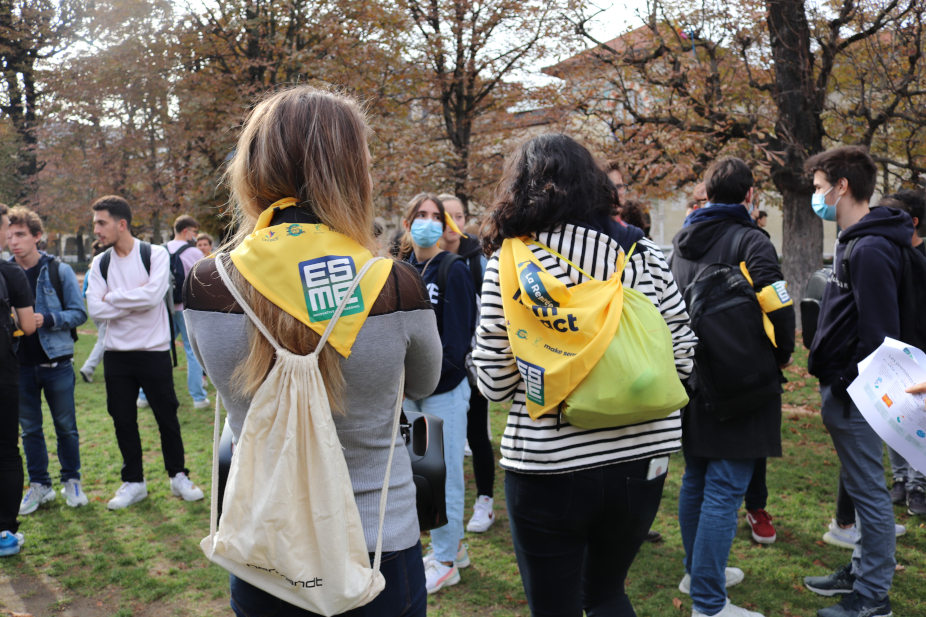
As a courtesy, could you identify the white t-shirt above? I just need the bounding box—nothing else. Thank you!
[86,238,171,352]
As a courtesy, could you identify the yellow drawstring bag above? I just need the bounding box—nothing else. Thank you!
[499,237,688,429]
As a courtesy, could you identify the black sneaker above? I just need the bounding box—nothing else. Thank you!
[907,487,926,516]
[889,480,906,504]
[817,591,892,617]
[804,563,856,596]
[643,529,662,543]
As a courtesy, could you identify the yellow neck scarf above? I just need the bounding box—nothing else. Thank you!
[229,198,393,357]
[498,237,627,419]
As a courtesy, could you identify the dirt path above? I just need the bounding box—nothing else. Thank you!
[0,571,229,617]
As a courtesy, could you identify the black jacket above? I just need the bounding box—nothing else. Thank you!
[671,208,796,459]
[808,207,914,397]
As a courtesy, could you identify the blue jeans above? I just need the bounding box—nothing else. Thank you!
[139,310,206,404]
[679,451,756,615]
[821,384,895,599]
[229,541,427,617]
[404,378,470,564]
[18,363,81,486]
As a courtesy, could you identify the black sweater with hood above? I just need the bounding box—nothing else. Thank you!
[408,250,476,395]
[670,205,795,459]
[808,206,915,399]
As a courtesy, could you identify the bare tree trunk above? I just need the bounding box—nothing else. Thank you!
[780,189,823,328]
[151,210,161,244]
[76,230,86,262]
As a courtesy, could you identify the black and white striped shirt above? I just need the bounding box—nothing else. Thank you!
[473,224,697,473]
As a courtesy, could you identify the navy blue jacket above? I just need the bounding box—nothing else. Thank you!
[809,207,915,393]
[408,251,476,395]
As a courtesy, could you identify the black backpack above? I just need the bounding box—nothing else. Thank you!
[166,243,195,305]
[682,227,782,421]
[98,242,177,367]
[799,266,832,349]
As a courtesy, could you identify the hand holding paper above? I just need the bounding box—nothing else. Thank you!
[847,338,926,476]
[907,381,926,410]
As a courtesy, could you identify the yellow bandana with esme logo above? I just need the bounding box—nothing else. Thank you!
[498,237,626,420]
[229,198,393,358]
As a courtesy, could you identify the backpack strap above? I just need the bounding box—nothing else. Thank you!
[214,254,282,353]
[725,224,752,265]
[99,241,150,280]
[469,254,484,297]
[437,253,464,296]
[140,241,152,274]
[99,249,112,282]
[840,238,860,290]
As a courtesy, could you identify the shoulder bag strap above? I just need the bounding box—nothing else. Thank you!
[214,254,283,353]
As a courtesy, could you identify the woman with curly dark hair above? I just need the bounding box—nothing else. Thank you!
[474,133,697,616]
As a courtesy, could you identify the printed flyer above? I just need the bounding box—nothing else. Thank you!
[847,338,926,476]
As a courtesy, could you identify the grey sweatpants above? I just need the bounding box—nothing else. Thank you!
[821,384,895,599]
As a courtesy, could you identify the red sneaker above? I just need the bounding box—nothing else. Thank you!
[746,509,777,544]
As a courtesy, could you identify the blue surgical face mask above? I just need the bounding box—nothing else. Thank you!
[410,219,444,248]
[812,186,839,222]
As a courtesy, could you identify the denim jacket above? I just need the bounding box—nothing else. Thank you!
[13,254,88,359]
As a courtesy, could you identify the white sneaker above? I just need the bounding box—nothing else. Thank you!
[424,559,460,594]
[61,479,89,507]
[170,472,204,501]
[679,567,745,594]
[464,439,472,457]
[466,495,495,533]
[108,481,148,510]
[693,599,764,617]
[20,483,55,515]
[193,398,211,409]
[822,518,906,549]
[423,543,470,568]
[136,397,149,408]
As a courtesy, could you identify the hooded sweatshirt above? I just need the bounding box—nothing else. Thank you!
[809,206,915,392]
[671,204,795,459]
[408,250,476,394]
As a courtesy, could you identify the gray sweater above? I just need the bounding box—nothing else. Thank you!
[184,258,442,553]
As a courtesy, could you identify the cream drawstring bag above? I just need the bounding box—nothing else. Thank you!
[201,254,403,615]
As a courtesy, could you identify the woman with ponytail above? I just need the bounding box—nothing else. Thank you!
[184,87,442,617]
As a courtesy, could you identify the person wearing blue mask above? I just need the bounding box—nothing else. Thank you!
[803,146,914,617]
[401,193,477,594]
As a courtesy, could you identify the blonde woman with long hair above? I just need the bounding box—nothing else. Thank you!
[184,87,442,617]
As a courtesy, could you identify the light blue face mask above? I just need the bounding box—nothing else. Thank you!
[812,186,839,222]
[410,219,444,248]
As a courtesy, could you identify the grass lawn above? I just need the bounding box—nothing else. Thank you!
[1,327,924,616]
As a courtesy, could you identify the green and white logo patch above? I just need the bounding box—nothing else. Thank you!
[300,255,364,322]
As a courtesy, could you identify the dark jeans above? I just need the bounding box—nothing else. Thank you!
[19,363,81,485]
[0,381,23,533]
[103,350,187,482]
[466,387,495,498]
[744,457,767,511]
[229,541,427,617]
[505,458,667,617]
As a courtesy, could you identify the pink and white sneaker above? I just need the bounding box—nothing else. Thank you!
[424,560,460,594]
